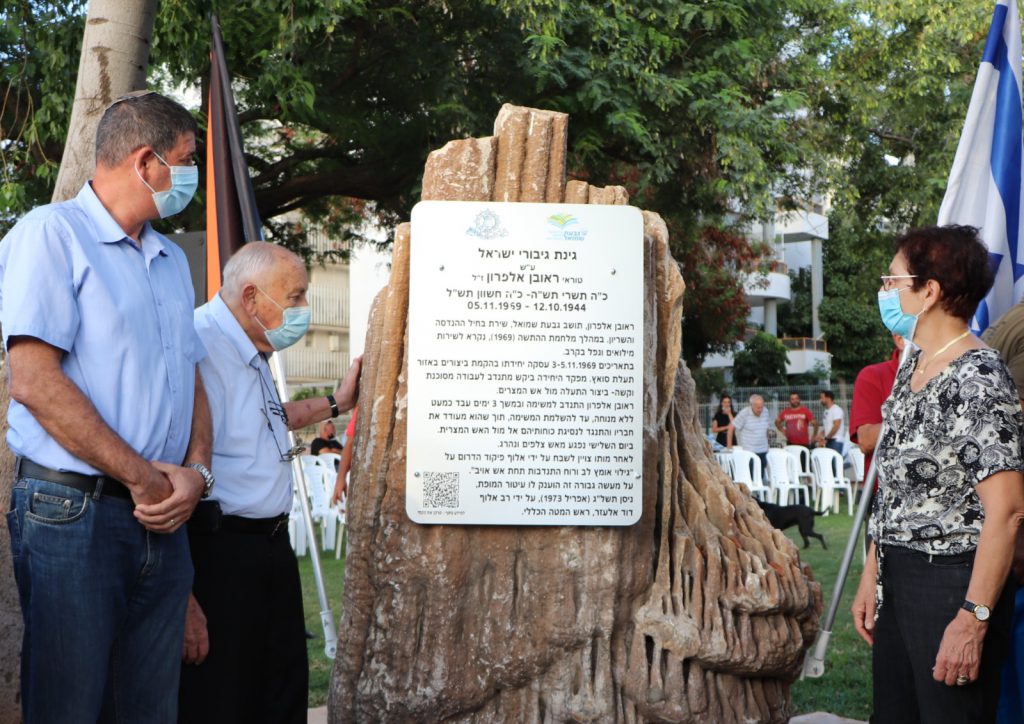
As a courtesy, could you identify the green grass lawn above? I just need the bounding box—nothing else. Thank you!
[298,550,346,708]
[298,515,872,716]
[786,512,873,720]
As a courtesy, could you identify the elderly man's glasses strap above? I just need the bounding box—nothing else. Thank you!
[880,274,917,291]
[258,368,307,463]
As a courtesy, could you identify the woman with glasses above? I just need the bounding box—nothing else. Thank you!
[851,225,1024,722]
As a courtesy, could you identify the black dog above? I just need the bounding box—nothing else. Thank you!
[756,500,827,549]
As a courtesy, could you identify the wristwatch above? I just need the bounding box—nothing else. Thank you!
[188,463,216,499]
[962,600,991,622]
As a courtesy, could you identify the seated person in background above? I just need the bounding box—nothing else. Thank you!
[310,419,343,456]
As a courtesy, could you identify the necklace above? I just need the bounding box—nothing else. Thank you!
[916,329,971,376]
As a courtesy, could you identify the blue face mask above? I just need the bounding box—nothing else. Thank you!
[136,151,198,218]
[255,287,310,350]
[877,287,924,342]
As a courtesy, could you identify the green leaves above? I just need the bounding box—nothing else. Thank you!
[733,332,790,386]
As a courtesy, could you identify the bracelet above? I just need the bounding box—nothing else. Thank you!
[326,394,339,418]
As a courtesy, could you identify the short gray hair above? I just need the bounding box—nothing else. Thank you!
[221,242,302,298]
[95,91,198,167]
[749,394,764,404]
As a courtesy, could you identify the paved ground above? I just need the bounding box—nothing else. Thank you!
[309,708,862,723]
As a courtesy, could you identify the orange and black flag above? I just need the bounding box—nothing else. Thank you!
[206,14,263,300]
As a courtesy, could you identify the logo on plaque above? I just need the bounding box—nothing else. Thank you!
[466,209,508,240]
[546,212,588,241]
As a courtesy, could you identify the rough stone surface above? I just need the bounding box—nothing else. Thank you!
[329,104,821,723]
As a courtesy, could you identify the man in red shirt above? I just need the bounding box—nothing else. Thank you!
[849,334,904,485]
[775,392,818,449]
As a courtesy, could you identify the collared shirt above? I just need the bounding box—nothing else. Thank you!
[0,182,204,474]
[732,406,770,453]
[194,294,292,518]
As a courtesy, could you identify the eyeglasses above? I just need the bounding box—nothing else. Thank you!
[258,367,307,463]
[880,274,917,291]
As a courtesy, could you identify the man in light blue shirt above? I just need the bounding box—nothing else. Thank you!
[1,91,214,723]
[179,242,360,723]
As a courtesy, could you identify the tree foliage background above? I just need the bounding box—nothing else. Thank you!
[732,332,789,387]
[0,0,1010,373]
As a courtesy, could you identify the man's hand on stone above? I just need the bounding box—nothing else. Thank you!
[133,462,205,533]
[333,356,363,411]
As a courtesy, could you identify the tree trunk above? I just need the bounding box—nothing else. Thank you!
[0,370,19,722]
[328,105,822,723]
[50,0,157,203]
[0,3,157,719]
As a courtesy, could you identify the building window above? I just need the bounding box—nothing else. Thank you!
[328,334,340,352]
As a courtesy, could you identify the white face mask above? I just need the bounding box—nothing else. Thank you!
[135,151,198,218]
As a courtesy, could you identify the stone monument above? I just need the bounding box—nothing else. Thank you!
[328,104,821,723]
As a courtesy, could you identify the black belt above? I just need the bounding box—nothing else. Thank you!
[15,458,132,500]
[221,514,289,536]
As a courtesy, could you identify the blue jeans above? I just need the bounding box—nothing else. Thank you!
[7,477,193,723]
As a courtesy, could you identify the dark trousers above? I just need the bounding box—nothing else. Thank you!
[873,545,1014,724]
[178,516,308,724]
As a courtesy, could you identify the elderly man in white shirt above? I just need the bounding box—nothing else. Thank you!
[178,242,360,724]
[732,394,771,472]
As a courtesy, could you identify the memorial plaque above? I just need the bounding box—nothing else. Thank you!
[406,201,644,525]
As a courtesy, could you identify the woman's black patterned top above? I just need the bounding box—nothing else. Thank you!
[870,347,1024,555]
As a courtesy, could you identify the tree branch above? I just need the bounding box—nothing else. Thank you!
[255,163,419,219]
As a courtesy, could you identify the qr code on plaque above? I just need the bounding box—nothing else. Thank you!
[422,471,460,508]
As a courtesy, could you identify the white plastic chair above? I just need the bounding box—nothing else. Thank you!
[784,445,813,480]
[316,452,341,472]
[766,449,810,505]
[714,452,734,478]
[288,491,308,557]
[846,446,867,506]
[334,489,348,559]
[730,449,770,501]
[303,465,343,551]
[812,447,853,514]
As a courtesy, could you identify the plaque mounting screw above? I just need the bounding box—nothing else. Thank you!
[611,268,617,275]
[635,473,642,479]
[439,265,445,272]
[414,472,421,477]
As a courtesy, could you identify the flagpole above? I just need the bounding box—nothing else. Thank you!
[270,352,338,660]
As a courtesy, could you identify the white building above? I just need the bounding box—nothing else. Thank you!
[702,201,831,378]
[281,229,351,393]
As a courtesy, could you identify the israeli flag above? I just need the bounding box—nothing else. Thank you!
[938,0,1024,334]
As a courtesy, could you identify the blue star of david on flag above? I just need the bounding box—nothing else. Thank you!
[938,0,1024,334]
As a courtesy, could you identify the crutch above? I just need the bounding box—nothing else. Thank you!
[269,352,338,660]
